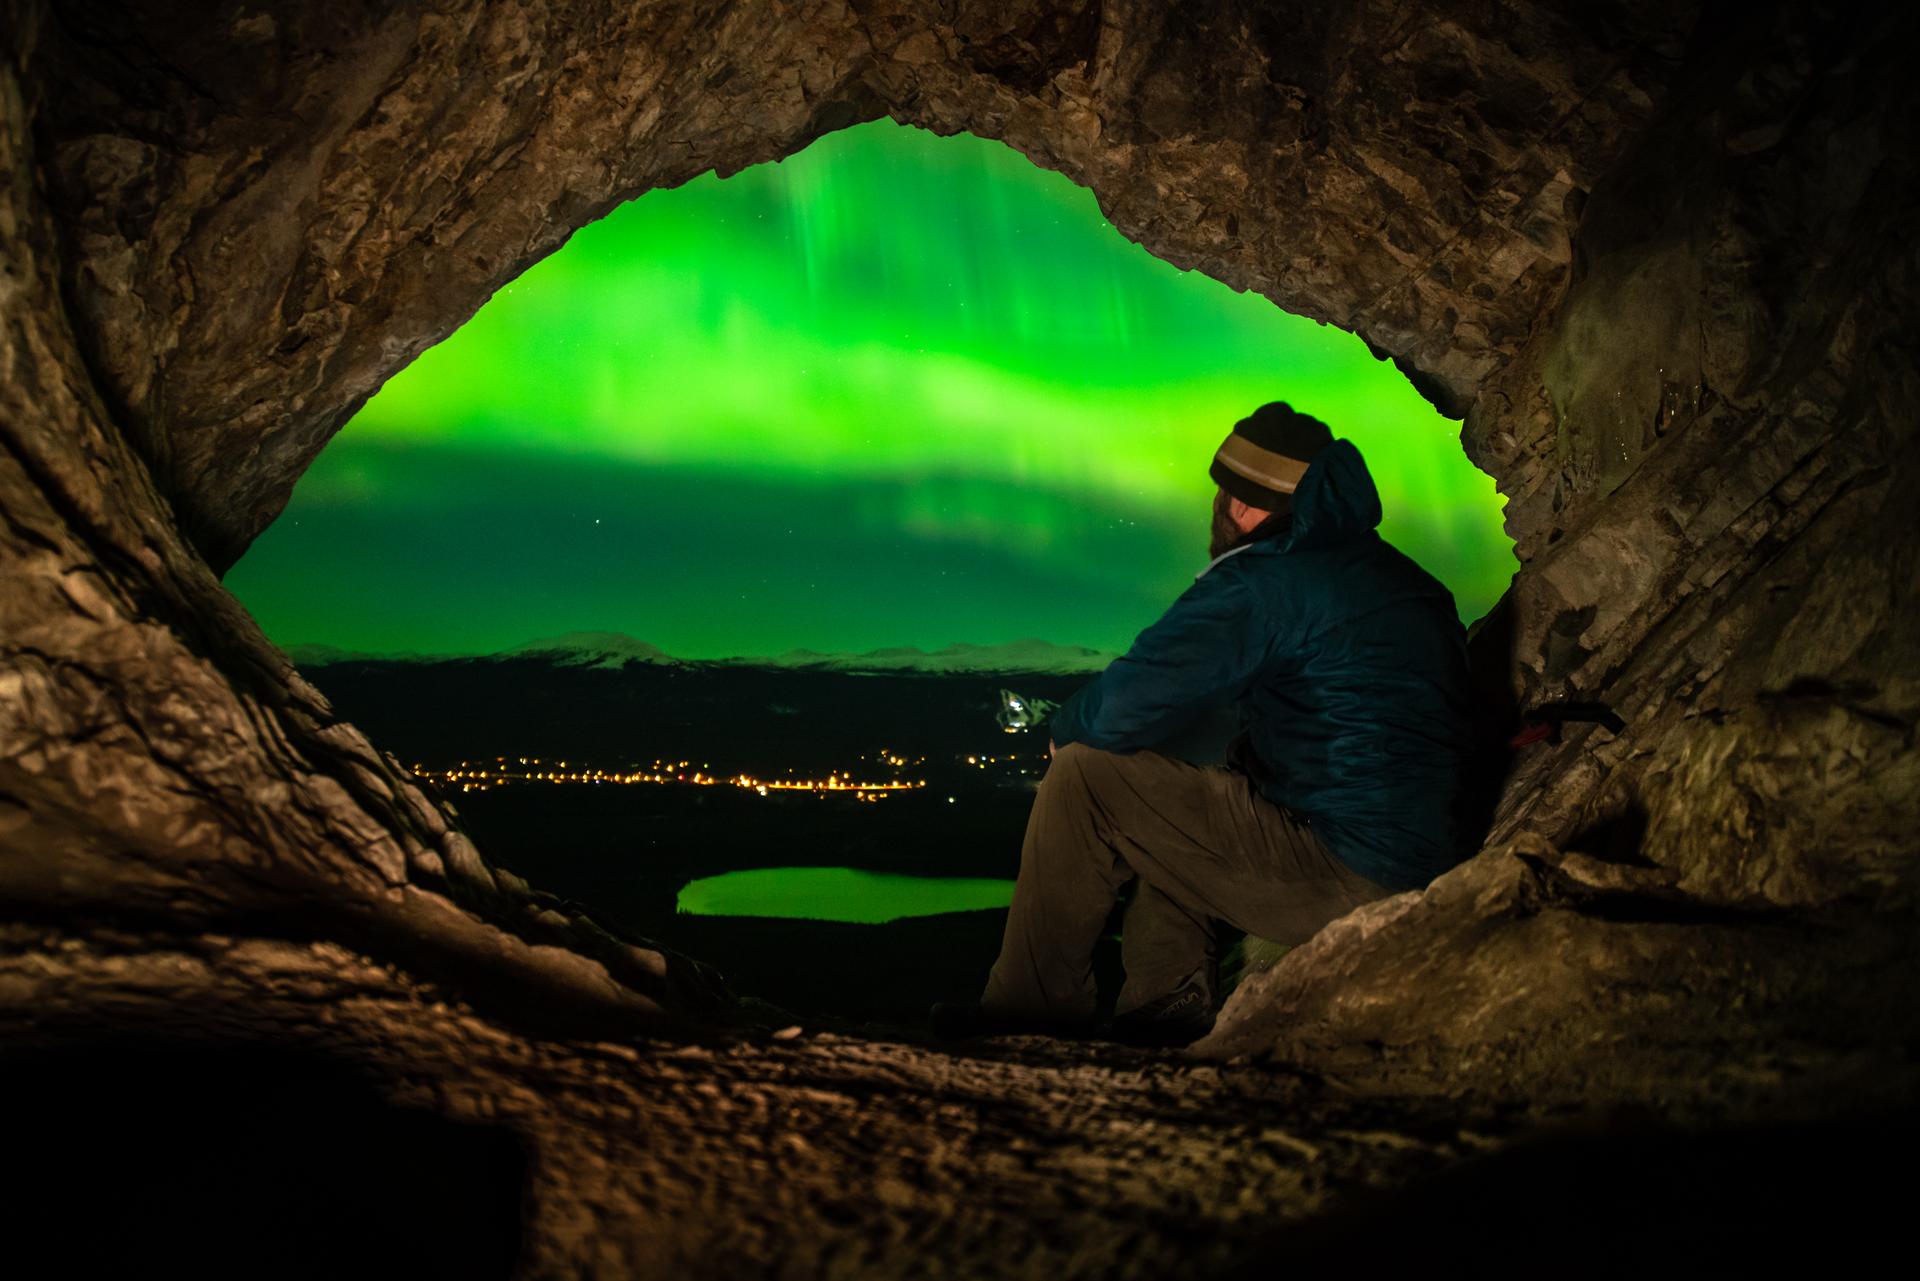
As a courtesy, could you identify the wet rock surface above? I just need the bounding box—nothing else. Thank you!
[3,0,1917,1273]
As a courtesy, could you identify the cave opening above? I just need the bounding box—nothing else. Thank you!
[224,118,1519,1022]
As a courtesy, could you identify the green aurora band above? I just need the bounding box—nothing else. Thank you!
[228,120,1516,660]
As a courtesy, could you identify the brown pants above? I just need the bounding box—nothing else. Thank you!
[981,741,1393,1026]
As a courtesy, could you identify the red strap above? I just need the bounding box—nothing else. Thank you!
[1507,722,1554,749]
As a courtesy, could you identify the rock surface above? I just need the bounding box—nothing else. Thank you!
[1203,840,1920,1108]
[3,0,1917,1273]
[1,925,1503,1278]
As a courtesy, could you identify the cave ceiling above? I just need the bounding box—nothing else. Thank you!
[32,0,1696,572]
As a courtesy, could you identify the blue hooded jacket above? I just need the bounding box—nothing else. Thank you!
[1048,439,1475,892]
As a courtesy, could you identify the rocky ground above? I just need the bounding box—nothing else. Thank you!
[6,915,1907,1279]
[0,925,1479,1277]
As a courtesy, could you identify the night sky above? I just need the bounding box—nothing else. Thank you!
[226,120,1516,661]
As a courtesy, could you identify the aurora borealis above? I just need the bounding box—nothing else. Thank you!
[226,120,1516,660]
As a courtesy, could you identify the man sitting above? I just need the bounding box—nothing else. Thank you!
[934,402,1477,1047]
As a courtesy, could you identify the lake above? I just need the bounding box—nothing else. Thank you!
[676,866,1016,924]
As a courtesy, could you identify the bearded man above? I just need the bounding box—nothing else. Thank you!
[933,402,1476,1047]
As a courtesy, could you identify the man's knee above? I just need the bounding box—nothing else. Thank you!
[1050,741,1176,785]
[1044,740,1124,794]
[1050,740,1095,768]
[1054,740,1153,767]
[1034,741,1138,829]
[1037,740,1093,802]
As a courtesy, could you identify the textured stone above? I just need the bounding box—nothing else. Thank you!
[0,927,1511,1278]
[3,0,1918,1271]
[1202,842,1920,1107]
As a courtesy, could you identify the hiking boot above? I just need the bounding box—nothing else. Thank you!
[1107,977,1216,1048]
[928,1000,1090,1041]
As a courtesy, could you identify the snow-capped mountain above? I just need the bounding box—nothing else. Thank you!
[751,638,1112,675]
[284,642,454,666]
[497,631,676,669]
[287,631,1113,675]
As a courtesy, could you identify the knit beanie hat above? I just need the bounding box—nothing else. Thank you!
[1209,402,1335,513]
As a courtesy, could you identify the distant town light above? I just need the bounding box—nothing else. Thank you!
[416,755,921,799]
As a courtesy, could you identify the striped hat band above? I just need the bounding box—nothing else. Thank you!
[1213,434,1311,496]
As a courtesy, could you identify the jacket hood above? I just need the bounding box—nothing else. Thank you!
[1194,438,1384,580]
[1279,438,1382,552]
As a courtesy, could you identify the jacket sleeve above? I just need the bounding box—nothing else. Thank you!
[1049,563,1268,753]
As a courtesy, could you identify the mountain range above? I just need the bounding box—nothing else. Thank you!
[285,631,1115,676]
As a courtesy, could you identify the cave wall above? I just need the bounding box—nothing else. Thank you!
[3,0,1915,1159]
[1471,3,1918,900]
[0,0,724,1029]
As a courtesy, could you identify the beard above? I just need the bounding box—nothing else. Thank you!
[1209,487,1287,560]
[1208,488,1241,560]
